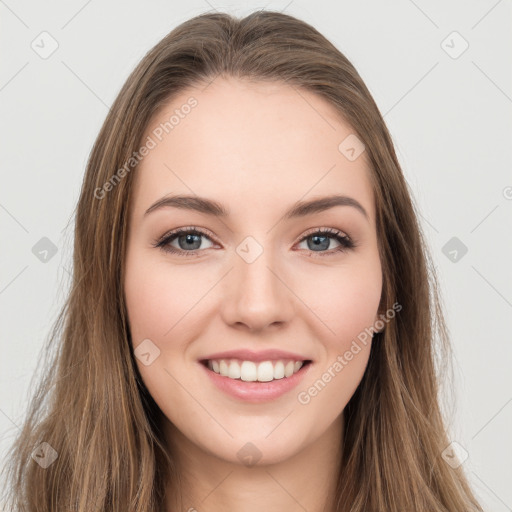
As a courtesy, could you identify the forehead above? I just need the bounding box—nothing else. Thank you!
[131,77,375,224]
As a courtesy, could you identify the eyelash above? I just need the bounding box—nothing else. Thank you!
[152,225,356,258]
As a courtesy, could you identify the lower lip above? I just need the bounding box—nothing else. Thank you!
[199,361,312,403]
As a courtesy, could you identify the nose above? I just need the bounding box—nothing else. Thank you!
[220,246,295,332]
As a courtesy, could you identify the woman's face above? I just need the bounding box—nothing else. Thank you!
[124,77,382,466]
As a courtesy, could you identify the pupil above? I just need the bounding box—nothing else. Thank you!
[309,235,329,251]
[180,234,201,250]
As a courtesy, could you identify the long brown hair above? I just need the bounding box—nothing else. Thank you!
[1,10,484,511]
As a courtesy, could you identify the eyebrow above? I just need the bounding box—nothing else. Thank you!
[144,194,369,222]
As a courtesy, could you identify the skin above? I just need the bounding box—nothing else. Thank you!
[124,76,383,511]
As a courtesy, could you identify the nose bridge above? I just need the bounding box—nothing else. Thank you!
[222,235,294,330]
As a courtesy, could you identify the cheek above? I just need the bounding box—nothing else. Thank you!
[125,246,383,358]
[295,264,381,419]
[328,274,381,344]
[297,257,382,351]
[123,252,204,414]
[124,252,199,345]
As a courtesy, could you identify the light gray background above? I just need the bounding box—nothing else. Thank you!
[1,1,511,510]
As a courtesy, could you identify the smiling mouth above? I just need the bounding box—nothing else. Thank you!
[200,358,312,383]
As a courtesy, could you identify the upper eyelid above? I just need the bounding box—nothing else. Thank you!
[158,226,352,246]
[299,226,350,239]
[159,226,218,244]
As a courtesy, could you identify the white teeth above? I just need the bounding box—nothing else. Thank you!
[257,361,274,382]
[206,358,306,382]
[219,360,229,376]
[274,361,285,379]
[228,361,241,379]
[240,361,257,382]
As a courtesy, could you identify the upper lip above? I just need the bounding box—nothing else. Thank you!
[200,349,312,363]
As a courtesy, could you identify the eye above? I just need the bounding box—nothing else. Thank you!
[153,226,356,257]
[153,226,216,257]
[295,227,355,256]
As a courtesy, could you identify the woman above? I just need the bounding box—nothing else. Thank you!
[2,10,484,511]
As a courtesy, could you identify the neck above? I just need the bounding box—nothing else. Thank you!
[164,413,344,512]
